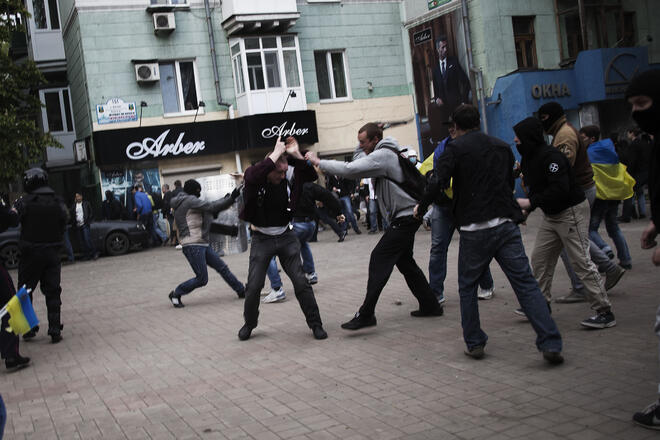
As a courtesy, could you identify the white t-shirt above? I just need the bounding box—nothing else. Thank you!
[75,202,84,226]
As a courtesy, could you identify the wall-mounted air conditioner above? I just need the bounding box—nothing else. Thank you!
[153,12,175,33]
[134,63,160,82]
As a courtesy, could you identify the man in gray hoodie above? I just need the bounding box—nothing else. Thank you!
[306,123,443,331]
[168,179,245,307]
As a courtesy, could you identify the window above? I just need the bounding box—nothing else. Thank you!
[314,50,350,101]
[512,16,537,70]
[230,35,302,95]
[40,88,74,133]
[150,0,187,5]
[32,0,60,30]
[159,60,200,114]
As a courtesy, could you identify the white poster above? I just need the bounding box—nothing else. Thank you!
[96,98,138,124]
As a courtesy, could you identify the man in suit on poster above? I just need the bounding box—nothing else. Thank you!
[431,35,471,114]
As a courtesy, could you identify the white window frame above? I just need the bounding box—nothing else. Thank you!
[39,87,74,134]
[31,0,60,31]
[316,50,352,103]
[160,59,203,117]
[231,35,303,95]
[150,0,188,6]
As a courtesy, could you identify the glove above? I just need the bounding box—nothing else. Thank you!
[230,186,242,201]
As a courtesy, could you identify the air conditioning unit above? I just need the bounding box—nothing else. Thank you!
[134,63,160,82]
[153,12,175,33]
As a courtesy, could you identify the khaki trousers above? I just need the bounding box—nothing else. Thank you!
[531,200,611,313]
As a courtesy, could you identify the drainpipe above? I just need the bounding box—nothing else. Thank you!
[461,0,488,134]
[229,105,243,173]
[204,0,230,107]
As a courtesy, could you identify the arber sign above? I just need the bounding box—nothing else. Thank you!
[126,129,206,160]
[531,83,571,99]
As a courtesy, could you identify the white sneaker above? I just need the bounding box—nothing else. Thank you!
[262,287,286,303]
[305,272,318,285]
[175,244,183,250]
[477,287,494,300]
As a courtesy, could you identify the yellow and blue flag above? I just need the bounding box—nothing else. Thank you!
[1,286,39,336]
[587,139,635,201]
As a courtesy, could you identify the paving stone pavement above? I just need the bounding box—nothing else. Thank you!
[1,211,659,440]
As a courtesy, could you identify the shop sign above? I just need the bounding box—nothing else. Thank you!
[428,0,453,10]
[413,28,432,46]
[604,52,640,95]
[238,110,319,148]
[96,98,137,125]
[531,83,571,99]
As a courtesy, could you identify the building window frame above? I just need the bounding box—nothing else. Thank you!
[314,50,352,103]
[39,87,74,134]
[31,0,60,31]
[159,59,203,117]
[512,16,538,70]
[149,0,188,6]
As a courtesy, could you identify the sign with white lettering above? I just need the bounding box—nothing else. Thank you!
[92,111,318,165]
[413,29,432,46]
[96,98,138,124]
[531,83,571,99]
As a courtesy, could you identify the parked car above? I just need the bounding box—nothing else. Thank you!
[0,220,148,269]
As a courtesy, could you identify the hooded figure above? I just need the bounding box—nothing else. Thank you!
[513,117,584,215]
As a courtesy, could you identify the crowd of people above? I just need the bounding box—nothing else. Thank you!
[0,70,659,432]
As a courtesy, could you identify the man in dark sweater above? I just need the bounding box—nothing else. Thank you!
[416,106,563,364]
[513,117,615,330]
[238,137,327,341]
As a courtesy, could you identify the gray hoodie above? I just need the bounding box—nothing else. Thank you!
[319,136,415,222]
[171,192,234,246]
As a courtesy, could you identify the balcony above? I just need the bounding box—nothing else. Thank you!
[221,0,299,36]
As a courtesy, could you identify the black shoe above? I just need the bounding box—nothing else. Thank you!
[542,351,564,365]
[464,345,485,359]
[633,400,660,430]
[410,306,443,317]
[355,228,362,235]
[337,230,347,242]
[23,325,39,340]
[236,288,245,299]
[168,291,184,308]
[368,230,377,235]
[312,326,328,340]
[620,263,632,270]
[5,355,30,370]
[238,324,254,341]
[341,313,377,330]
[581,311,616,329]
[617,216,631,223]
[50,333,63,344]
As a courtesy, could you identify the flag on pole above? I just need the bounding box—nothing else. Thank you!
[1,286,39,335]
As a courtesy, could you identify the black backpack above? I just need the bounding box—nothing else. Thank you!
[380,145,426,201]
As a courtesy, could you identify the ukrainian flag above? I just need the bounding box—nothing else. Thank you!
[2,286,39,335]
[587,139,635,201]
[418,152,454,199]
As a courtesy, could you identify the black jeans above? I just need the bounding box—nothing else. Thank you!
[243,229,322,329]
[359,216,438,317]
[18,245,63,335]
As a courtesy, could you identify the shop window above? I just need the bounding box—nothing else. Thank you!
[230,35,302,95]
[40,88,74,133]
[159,60,200,115]
[32,0,60,30]
[314,50,350,101]
[513,16,537,70]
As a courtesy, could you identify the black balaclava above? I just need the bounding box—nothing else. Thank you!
[537,102,564,133]
[183,179,202,198]
[513,117,546,158]
[625,69,660,136]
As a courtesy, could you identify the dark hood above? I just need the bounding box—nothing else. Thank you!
[625,69,660,135]
[538,101,564,133]
[513,117,547,158]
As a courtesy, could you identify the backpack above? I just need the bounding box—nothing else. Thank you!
[380,145,426,201]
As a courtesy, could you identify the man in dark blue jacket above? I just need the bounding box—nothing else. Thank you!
[416,105,563,364]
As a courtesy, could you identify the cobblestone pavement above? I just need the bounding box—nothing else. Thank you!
[2,211,659,440]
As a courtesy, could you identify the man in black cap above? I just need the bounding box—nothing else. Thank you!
[627,69,660,430]
[15,168,69,343]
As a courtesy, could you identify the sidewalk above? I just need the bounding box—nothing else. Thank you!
[1,211,658,439]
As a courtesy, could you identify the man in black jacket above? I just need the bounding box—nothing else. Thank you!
[16,168,69,343]
[71,192,98,260]
[416,105,563,364]
[513,117,615,330]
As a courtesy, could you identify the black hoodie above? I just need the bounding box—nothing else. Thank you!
[514,117,585,215]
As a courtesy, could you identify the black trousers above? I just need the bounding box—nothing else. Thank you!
[18,245,62,335]
[243,229,322,329]
[359,216,438,317]
[0,264,18,360]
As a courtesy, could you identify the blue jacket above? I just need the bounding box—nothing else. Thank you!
[134,191,152,216]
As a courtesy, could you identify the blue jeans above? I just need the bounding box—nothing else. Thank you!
[589,199,632,266]
[458,222,562,352]
[292,220,316,274]
[266,257,282,290]
[340,196,360,233]
[153,212,167,243]
[368,199,388,231]
[175,245,244,296]
[0,394,6,440]
[75,224,96,259]
[429,204,493,301]
[63,226,74,261]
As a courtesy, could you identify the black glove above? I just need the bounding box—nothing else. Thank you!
[230,186,242,201]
